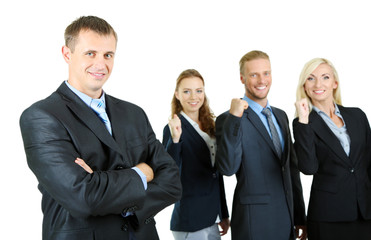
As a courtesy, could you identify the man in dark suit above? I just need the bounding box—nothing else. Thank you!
[215,50,307,240]
[19,16,181,240]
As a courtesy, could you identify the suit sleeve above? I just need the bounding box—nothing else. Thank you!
[288,127,307,226]
[215,112,243,176]
[162,125,182,167]
[293,118,319,175]
[133,112,182,225]
[20,106,147,218]
[218,174,230,219]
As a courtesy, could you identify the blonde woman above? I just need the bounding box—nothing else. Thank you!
[293,58,371,240]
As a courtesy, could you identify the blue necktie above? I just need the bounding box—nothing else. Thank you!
[262,108,282,157]
[90,99,112,135]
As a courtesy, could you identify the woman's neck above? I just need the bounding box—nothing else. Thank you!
[183,110,201,126]
[312,99,335,117]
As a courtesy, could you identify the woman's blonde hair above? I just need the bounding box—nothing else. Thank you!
[171,69,215,137]
[295,58,342,116]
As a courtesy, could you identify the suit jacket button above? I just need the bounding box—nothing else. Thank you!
[350,168,355,173]
[116,165,124,170]
[212,173,217,178]
[121,224,128,231]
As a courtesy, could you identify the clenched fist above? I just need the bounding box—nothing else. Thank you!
[168,114,182,143]
[295,98,310,124]
[229,98,249,117]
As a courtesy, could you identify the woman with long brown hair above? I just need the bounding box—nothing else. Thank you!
[162,69,230,240]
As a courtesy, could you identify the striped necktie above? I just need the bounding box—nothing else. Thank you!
[262,108,282,157]
[90,99,112,135]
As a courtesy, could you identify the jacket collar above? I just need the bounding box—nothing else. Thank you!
[244,107,288,165]
[309,109,351,165]
[56,82,124,158]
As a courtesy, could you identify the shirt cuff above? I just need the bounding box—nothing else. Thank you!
[132,166,147,190]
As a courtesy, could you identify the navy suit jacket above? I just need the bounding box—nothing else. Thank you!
[216,107,306,240]
[293,105,371,222]
[162,115,229,232]
[20,82,182,240]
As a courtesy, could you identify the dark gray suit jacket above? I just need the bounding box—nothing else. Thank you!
[216,107,306,240]
[20,82,182,240]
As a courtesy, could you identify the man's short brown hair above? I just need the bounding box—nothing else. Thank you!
[64,16,117,52]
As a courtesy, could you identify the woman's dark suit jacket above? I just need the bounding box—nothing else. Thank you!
[293,105,371,222]
[162,115,229,232]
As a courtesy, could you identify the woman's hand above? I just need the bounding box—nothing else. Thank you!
[168,114,182,143]
[295,98,310,124]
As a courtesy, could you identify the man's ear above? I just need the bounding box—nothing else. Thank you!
[240,74,245,84]
[62,46,72,63]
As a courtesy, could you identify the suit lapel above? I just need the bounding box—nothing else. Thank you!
[180,115,211,152]
[271,107,289,165]
[57,83,124,157]
[337,106,357,165]
[245,108,279,159]
[179,115,214,168]
[310,111,350,165]
[104,95,131,157]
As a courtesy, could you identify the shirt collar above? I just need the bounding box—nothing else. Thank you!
[65,80,106,108]
[242,95,272,113]
[312,102,340,115]
[180,111,199,128]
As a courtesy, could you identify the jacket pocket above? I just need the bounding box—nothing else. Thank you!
[239,194,271,205]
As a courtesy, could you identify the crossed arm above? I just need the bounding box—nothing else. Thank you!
[75,157,154,182]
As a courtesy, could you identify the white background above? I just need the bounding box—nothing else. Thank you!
[2,0,370,239]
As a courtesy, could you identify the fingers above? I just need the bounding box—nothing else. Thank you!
[295,98,310,124]
[168,114,182,143]
[136,162,154,182]
[295,225,307,240]
[75,157,93,174]
[229,98,249,117]
[218,218,230,236]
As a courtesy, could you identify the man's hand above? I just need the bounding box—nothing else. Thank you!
[75,158,154,183]
[218,218,230,236]
[229,98,249,117]
[75,157,93,174]
[135,162,154,182]
[168,114,182,143]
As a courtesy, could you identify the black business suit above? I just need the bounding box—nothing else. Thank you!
[20,82,182,240]
[162,114,229,232]
[293,105,371,239]
[216,106,306,240]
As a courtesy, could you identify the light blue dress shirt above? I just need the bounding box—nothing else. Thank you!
[313,104,350,156]
[243,95,285,151]
[65,81,147,191]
